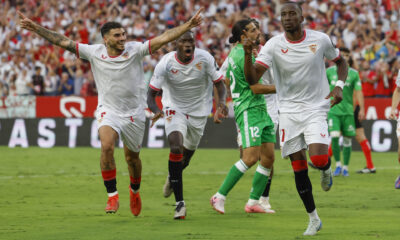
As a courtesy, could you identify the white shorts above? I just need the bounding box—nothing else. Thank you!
[236,120,278,147]
[397,117,400,138]
[164,108,207,150]
[95,107,145,153]
[279,112,329,158]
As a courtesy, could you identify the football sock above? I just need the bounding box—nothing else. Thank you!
[182,150,195,170]
[130,176,141,193]
[291,160,315,213]
[249,165,270,200]
[328,144,333,157]
[261,178,272,197]
[102,169,117,195]
[308,209,320,221]
[169,153,183,202]
[343,146,351,166]
[218,159,248,196]
[331,137,341,164]
[360,139,374,169]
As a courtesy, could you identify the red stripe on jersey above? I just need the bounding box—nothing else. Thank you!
[285,30,306,44]
[101,169,116,181]
[148,40,152,55]
[213,75,224,83]
[332,52,341,62]
[76,42,80,58]
[169,153,183,162]
[255,60,269,69]
[149,84,160,91]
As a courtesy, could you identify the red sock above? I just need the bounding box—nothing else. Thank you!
[328,144,333,157]
[360,139,374,169]
[102,169,116,181]
[130,176,141,192]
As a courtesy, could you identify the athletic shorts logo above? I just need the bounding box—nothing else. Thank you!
[320,133,326,138]
[281,48,288,54]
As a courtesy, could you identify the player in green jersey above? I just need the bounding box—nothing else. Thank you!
[210,19,276,214]
[326,47,363,177]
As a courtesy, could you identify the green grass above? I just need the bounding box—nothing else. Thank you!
[0,147,399,240]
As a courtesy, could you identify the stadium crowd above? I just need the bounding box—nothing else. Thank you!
[0,0,400,98]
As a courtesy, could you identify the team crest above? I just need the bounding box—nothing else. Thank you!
[196,62,202,70]
[171,69,178,74]
[122,52,129,58]
[166,116,173,122]
[309,44,317,54]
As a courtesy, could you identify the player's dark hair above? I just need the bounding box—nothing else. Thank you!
[339,47,350,53]
[100,22,123,37]
[282,1,303,14]
[250,18,260,29]
[229,19,252,44]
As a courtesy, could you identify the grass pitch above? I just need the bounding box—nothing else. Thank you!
[0,147,399,240]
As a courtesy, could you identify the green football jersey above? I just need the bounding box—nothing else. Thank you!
[327,66,362,116]
[226,44,266,118]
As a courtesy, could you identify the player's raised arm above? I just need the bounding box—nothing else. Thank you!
[243,36,266,86]
[18,11,76,54]
[149,8,203,53]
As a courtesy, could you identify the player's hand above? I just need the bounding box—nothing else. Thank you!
[188,7,204,28]
[150,111,164,128]
[242,35,256,55]
[18,11,36,32]
[389,108,397,120]
[214,104,228,124]
[325,86,343,108]
[358,109,365,121]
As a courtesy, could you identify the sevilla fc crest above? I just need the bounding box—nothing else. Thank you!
[196,62,202,70]
[309,44,317,54]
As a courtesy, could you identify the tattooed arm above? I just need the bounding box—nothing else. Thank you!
[149,8,203,53]
[18,11,76,54]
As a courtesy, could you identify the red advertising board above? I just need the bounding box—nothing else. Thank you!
[36,96,98,118]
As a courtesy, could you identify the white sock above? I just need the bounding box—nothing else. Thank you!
[259,196,269,202]
[247,199,259,206]
[336,162,342,167]
[107,191,118,197]
[308,209,319,221]
[176,200,185,206]
[342,165,348,171]
[215,192,226,200]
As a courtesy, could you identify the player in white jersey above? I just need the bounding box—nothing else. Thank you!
[147,31,228,219]
[389,69,400,189]
[18,9,204,216]
[243,2,348,236]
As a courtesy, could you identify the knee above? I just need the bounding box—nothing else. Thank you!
[310,154,329,168]
[101,142,114,156]
[126,155,140,165]
[343,137,352,147]
[170,144,183,154]
[242,155,258,167]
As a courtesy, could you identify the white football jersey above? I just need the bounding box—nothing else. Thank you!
[396,69,400,86]
[149,49,223,116]
[77,41,150,117]
[256,29,340,114]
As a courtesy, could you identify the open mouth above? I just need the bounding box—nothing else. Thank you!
[184,48,193,57]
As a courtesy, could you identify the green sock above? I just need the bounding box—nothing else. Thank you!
[343,146,351,166]
[249,165,270,200]
[331,137,341,164]
[218,160,247,196]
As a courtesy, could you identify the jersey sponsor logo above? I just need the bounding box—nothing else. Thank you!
[171,69,178,74]
[281,48,288,54]
[309,44,317,54]
[101,54,107,59]
[195,62,203,71]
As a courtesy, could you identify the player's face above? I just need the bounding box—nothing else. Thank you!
[176,32,195,62]
[342,51,350,62]
[280,4,303,33]
[104,28,126,51]
[244,22,260,44]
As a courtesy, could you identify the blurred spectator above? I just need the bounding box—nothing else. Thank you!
[360,60,378,98]
[74,69,84,96]
[31,66,44,95]
[58,72,74,96]
[15,69,31,96]
[80,73,97,97]
[0,80,8,97]
[44,66,59,96]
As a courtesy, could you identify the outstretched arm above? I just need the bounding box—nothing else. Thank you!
[149,8,203,53]
[18,11,76,54]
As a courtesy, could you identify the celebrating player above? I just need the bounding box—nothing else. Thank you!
[18,8,204,216]
[326,47,363,177]
[243,2,348,235]
[210,19,276,215]
[389,69,400,189]
[147,31,228,219]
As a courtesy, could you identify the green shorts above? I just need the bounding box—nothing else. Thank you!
[328,113,356,137]
[236,107,276,149]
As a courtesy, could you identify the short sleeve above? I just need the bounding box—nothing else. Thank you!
[321,33,340,61]
[255,39,273,69]
[130,41,151,59]
[77,43,99,60]
[149,59,166,91]
[219,57,229,74]
[205,53,224,83]
[354,72,362,91]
